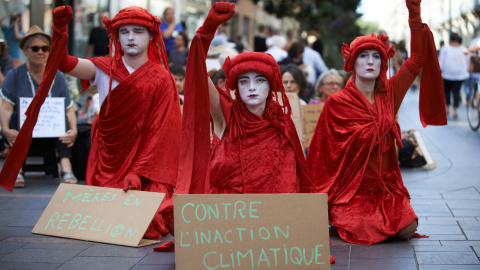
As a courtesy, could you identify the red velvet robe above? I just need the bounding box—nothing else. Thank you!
[307,65,420,245]
[85,57,181,239]
[210,90,312,194]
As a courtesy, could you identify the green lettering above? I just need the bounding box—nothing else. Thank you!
[180,231,190,247]
[133,198,142,206]
[200,230,211,244]
[236,228,247,241]
[234,200,246,219]
[203,251,218,270]
[68,213,82,229]
[108,194,117,202]
[249,202,261,218]
[303,248,314,265]
[290,247,302,265]
[258,248,270,267]
[125,227,138,238]
[207,204,219,219]
[220,252,230,268]
[124,194,135,206]
[269,248,280,266]
[224,230,232,244]
[221,203,232,220]
[91,192,100,203]
[78,215,91,230]
[274,225,289,239]
[182,203,194,223]
[45,211,60,230]
[315,245,325,265]
[57,213,71,229]
[258,227,270,240]
[213,229,224,244]
[236,249,254,269]
[82,190,93,202]
[62,191,82,203]
[100,192,110,202]
[196,204,207,221]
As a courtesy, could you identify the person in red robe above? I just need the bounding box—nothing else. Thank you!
[156,3,335,265]
[306,0,447,245]
[51,6,181,239]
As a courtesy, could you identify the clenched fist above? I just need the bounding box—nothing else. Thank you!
[53,6,73,31]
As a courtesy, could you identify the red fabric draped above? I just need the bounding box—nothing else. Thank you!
[211,94,313,194]
[86,57,181,238]
[86,57,181,188]
[0,23,69,191]
[418,25,447,127]
[306,79,417,245]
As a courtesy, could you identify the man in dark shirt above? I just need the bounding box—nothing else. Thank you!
[254,24,268,52]
[84,13,109,57]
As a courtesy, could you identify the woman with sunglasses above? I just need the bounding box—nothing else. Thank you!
[0,25,78,187]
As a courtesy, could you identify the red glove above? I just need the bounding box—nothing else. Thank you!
[52,6,79,73]
[404,0,423,74]
[199,2,235,35]
[197,2,235,57]
[123,173,142,191]
[53,6,73,32]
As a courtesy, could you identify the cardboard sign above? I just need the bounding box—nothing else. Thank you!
[32,184,165,247]
[19,97,66,138]
[302,104,323,148]
[277,93,305,151]
[174,193,330,270]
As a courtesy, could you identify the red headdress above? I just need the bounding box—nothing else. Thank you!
[342,33,396,92]
[223,52,291,117]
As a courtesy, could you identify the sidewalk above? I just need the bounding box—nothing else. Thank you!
[0,88,479,269]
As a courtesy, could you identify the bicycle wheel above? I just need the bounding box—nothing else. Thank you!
[467,84,480,131]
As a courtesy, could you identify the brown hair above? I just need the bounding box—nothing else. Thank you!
[0,41,8,57]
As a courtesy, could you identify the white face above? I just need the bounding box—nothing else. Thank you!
[118,25,152,57]
[354,49,381,81]
[237,71,270,115]
[24,37,49,66]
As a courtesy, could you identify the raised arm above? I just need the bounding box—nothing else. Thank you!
[52,6,96,80]
[391,0,424,112]
[196,2,235,137]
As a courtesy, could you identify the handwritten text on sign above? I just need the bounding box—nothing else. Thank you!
[19,97,66,138]
[174,194,330,270]
[32,184,165,247]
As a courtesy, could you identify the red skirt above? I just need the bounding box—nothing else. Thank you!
[329,172,417,245]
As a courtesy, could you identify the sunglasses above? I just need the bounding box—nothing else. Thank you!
[29,46,50,52]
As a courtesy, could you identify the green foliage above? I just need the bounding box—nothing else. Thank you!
[253,0,363,69]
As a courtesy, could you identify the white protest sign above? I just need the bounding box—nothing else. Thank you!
[19,97,66,138]
[32,184,166,247]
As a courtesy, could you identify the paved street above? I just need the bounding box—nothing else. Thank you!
[0,88,479,270]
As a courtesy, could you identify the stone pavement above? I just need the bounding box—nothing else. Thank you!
[0,89,479,270]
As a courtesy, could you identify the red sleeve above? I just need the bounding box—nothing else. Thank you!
[390,65,417,115]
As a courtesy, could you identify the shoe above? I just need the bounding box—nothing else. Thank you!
[61,172,78,184]
[14,172,24,188]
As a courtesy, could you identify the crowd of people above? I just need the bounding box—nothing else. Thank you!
[0,0,448,257]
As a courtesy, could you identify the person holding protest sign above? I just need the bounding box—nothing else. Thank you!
[0,26,78,187]
[156,3,337,264]
[48,6,181,239]
[306,0,446,245]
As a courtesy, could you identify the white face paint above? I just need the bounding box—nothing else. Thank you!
[118,25,152,57]
[237,71,270,116]
[354,49,381,81]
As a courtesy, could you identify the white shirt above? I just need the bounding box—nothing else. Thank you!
[302,46,328,85]
[438,45,469,81]
[265,46,288,62]
[90,57,135,107]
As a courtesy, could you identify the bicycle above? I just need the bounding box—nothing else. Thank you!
[467,76,480,131]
